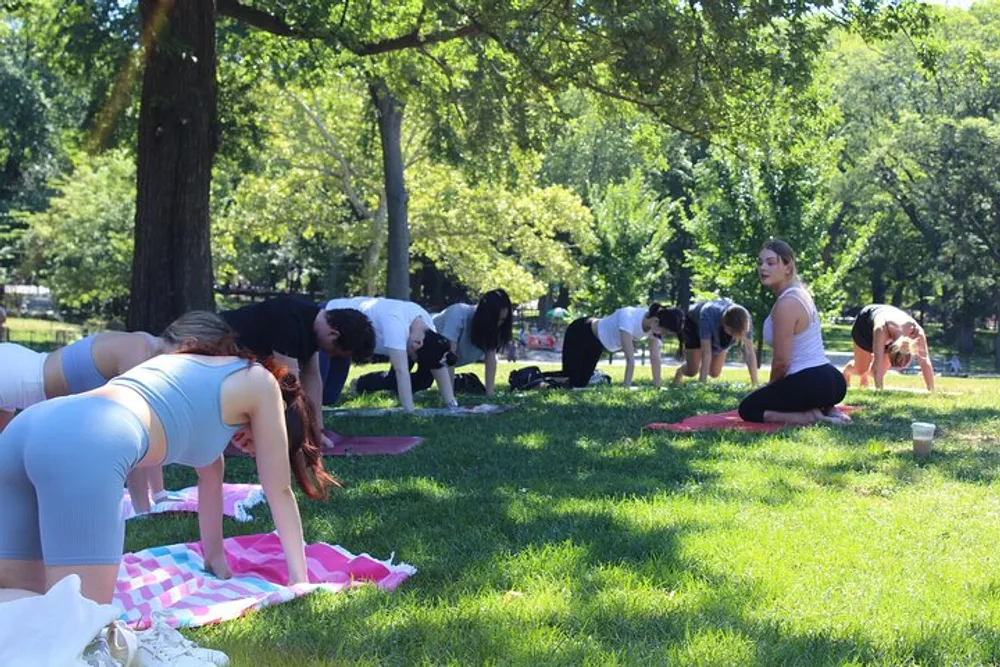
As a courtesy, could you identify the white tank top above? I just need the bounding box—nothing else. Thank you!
[763,286,829,376]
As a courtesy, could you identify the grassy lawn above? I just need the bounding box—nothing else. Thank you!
[4,316,82,350]
[125,362,1000,666]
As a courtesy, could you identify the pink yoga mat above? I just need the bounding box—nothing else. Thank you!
[645,406,859,433]
[224,430,422,457]
[115,532,415,629]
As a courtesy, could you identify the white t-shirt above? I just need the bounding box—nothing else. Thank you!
[595,307,648,352]
[325,297,435,356]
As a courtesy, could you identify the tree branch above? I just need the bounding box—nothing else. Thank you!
[217,0,480,56]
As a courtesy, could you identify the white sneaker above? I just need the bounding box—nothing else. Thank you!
[81,635,120,667]
[135,615,230,667]
[81,622,137,667]
[106,622,139,667]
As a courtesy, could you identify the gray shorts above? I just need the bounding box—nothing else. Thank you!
[0,396,149,565]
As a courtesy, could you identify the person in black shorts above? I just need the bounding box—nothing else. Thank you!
[220,296,375,445]
[674,299,759,385]
[842,304,934,391]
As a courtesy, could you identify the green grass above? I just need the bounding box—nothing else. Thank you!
[123,363,1000,666]
[4,316,82,350]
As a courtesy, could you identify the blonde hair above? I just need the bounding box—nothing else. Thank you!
[722,305,751,340]
[161,311,235,350]
[887,337,920,368]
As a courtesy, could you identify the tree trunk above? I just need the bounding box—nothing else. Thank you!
[129,0,217,333]
[369,77,409,300]
[890,283,905,308]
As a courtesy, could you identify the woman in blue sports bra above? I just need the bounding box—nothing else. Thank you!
[0,311,231,433]
[0,313,332,606]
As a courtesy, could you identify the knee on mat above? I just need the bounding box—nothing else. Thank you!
[738,399,763,423]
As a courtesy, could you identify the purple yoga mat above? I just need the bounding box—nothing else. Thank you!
[323,430,423,456]
[224,430,422,457]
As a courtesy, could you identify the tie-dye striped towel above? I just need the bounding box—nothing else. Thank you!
[115,532,416,629]
[122,483,266,522]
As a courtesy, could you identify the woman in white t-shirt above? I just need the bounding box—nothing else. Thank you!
[325,297,458,411]
[547,304,684,389]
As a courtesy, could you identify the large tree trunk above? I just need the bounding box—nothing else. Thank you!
[129,0,217,334]
[369,77,410,300]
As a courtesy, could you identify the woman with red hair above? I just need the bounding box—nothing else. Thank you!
[0,312,332,620]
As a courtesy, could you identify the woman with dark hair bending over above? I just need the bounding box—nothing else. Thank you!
[434,289,513,396]
[0,312,333,614]
[674,299,759,386]
[842,304,934,391]
[548,304,685,389]
[738,239,850,425]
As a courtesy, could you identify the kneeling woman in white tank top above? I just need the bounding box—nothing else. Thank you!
[738,239,850,425]
[0,312,333,605]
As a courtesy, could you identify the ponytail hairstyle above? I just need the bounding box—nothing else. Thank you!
[887,337,919,369]
[647,303,686,356]
[161,311,236,350]
[471,288,514,352]
[266,360,337,500]
[170,326,337,500]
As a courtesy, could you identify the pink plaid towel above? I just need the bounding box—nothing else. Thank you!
[114,533,416,629]
[121,484,265,523]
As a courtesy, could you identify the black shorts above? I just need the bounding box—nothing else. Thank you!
[851,305,883,353]
[682,316,702,350]
[681,312,733,353]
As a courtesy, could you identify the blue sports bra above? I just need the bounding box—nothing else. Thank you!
[109,355,250,468]
[61,335,110,394]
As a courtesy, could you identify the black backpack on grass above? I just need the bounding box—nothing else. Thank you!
[508,366,546,390]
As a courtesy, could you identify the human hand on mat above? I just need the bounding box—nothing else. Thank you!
[206,551,233,580]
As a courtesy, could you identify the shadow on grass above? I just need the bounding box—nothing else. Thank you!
[147,379,1000,665]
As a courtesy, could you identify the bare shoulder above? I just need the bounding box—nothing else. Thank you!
[243,363,280,394]
[773,295,805,321]
[221,363,279,420]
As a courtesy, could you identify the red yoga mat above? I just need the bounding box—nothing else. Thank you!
[645,406,859,433]
[225,430,423,457]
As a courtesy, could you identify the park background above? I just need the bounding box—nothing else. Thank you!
[4,2,1000,666]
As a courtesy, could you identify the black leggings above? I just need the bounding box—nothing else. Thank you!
[355,360,435,396]
[738,363,847,422]
[544,318,605,388]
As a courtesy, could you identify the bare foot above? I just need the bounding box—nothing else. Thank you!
[820,407,852,425]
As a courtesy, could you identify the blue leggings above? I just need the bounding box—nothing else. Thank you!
[318,353,351,405]
[0,396,149,565]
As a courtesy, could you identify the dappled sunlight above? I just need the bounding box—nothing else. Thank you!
[124,373,1000,665]
[512,430,550,450]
